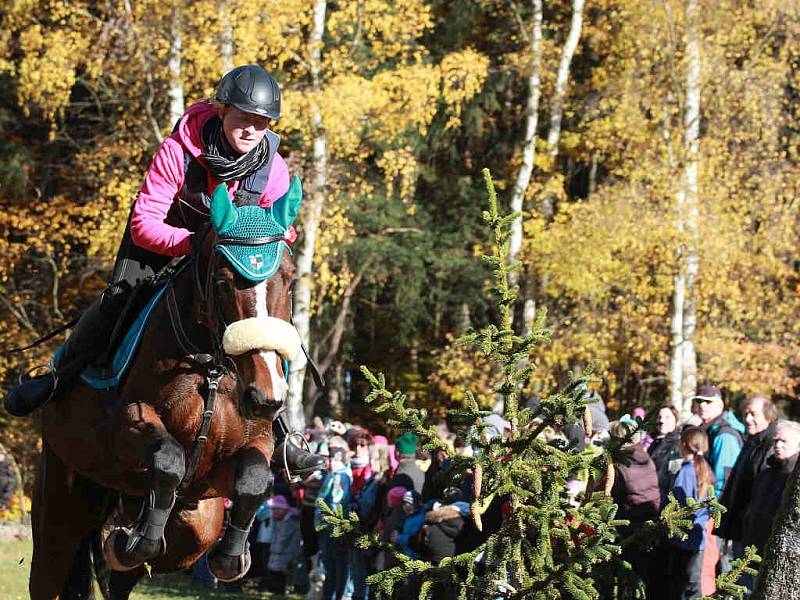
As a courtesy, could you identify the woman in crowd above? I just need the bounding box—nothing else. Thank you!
[648,403,682,506]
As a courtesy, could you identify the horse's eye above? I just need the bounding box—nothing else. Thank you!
[288,277,298,295]
[215,278,234,292]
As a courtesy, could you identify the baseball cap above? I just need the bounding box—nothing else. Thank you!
[692,385,722,403]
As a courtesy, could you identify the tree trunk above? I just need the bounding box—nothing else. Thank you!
[507,0,543,297]
[287,0,328,431]
[540,0,585,220]
[669,0,701,415]
[218,1,234,75]
[167,1,184,127]
[752,458,800,599]
[520,0,584,335]
[123,0,162,143]
[303,269,364,421]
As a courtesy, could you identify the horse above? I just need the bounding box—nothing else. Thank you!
[29,180,305,599]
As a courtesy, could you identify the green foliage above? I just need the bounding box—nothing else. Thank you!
[702,546,761,600]
[326,171,760,598]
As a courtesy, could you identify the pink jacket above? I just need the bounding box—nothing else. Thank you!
[131,102,292,257]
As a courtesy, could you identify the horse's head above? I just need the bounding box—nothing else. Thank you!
[194,178,304,419]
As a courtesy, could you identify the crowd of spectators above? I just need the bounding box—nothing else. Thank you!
[607,385,800,599]
[190,383,799,600]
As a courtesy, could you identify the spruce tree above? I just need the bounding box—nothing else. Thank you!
[319,169,757,599]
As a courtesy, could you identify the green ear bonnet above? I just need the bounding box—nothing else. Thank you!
[209,176,303,281]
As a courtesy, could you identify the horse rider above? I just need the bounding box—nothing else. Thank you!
[4,64,325,478]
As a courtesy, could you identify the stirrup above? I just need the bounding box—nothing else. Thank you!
[274,407,313,484]
[280,431,314,485]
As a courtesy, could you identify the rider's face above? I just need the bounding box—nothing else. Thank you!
[222,107,270,155]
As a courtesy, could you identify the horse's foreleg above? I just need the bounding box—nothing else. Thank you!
[207,442,274,582]
[105,404,186,571]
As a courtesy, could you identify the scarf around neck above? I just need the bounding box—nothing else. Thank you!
[200,116,270,182]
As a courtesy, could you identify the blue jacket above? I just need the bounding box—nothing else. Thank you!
[671,461,710,551]
[315,465,352,530]
[395,510,426,558]
[706,412,744,497]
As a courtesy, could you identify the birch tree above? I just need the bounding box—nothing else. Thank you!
[508,0,543,295]
[217,0,234,76]
[286,0,328,431]
[167,0,184,127]
[669,0,701,414]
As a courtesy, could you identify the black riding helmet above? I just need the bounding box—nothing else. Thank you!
[215,65,281,120]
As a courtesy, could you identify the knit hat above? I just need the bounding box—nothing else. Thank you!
[268,495,290,510]
[402,490,416,505]
[395,432,418,456]
[387,486,408,508]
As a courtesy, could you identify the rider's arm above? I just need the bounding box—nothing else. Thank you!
[259,152,290,207]
[130,136,194,257]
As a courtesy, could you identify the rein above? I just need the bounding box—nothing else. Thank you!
[164,226,326,492]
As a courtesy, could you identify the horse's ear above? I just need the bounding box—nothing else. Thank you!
[271,176,302,229]
[210,184,238,233]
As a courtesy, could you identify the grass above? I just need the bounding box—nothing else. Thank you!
[0,536,298,599]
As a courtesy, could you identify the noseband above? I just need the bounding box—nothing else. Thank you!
[165,225,290,494]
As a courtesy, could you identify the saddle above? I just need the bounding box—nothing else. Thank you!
[59,261,188,391]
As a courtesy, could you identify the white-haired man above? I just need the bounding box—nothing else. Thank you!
[741,420,800,555]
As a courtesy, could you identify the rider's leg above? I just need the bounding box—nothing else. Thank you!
[208,445,274,582]
[271,411,326,478]
[4,285,127,417]
[4,221,168,418]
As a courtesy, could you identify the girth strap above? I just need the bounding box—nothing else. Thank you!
[178,358,224,494]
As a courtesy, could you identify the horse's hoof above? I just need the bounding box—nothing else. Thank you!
[207,545,251,582]
[103,527,164,571]
[103,528,138,572]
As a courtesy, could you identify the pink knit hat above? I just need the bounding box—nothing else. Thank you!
[387,486,408,509]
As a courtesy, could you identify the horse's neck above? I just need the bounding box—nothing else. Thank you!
[167,267,216,354]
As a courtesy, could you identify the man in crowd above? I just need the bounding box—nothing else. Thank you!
[716,395,778,543]
[393,432,424,494]
[742,420,800,559]
[693,385,744,498]
[693,384,745,573]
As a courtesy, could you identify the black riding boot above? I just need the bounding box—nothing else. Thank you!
[4,290,120,417]
[271,414,326,479]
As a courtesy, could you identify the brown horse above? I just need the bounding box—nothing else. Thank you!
[30,183,304,599]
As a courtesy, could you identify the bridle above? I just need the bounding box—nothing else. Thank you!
[167,224,289,493]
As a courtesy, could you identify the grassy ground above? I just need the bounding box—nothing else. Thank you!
[0,536,298,600]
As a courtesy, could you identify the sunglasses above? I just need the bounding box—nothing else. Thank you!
[692,397,718,405]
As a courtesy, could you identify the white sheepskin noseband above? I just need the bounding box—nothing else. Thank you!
[222,317,302,360]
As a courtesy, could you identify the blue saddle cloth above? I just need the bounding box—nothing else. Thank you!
[55,282,170,390]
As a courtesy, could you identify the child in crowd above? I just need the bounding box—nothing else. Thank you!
[390,490,426,558]
[669,427,719,599]
[315,446,352,600]
[257,495,301,593]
